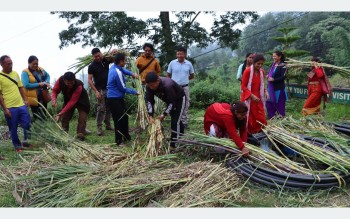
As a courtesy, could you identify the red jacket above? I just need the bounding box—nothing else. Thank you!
[204,103,247,150]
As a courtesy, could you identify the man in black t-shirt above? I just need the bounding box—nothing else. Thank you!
[88,48,116,135]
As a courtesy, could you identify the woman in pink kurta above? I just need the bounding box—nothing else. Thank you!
[240,54,269,134]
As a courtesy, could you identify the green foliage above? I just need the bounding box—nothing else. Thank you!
[322,26,350,67]
[190,73,240,108]
[237,12,289,56]
[273,36,301,46]
[190,81,228,108]
[329,73,350,88]
[277,27,298,34]
[238,12,350,67]
[305,16,350,61]
[53,11,258,67]
[284,49,310,57]
[189,44,233,73]
[270,25,309,84]
[52,12,149,50]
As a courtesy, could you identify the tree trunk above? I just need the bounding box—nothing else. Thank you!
[159,12,176,67]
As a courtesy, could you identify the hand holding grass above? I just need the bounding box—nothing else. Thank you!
[241,147,249,157]
[158,114,165,122]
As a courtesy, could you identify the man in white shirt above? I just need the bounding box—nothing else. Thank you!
[166,46,194,129]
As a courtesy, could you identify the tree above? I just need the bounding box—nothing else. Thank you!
[322,27,350,67]
[237,12,282,56]
[51,11,258,67]
[271,27,308,57]
[305,16,350,64]
[270,26,309,84]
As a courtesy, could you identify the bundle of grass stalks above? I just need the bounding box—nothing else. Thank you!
[129,58,165,156]
[130,59,149,130]
[28,115,122,163]
[262,125,350,174]
[269,116,350,155]
[68,49,130,74]
[145,119,164,157]
[178,132,317,175]
[160,162,240,207]
[183,131,350,177]
[286,58,350,78]
[12,152,236,207]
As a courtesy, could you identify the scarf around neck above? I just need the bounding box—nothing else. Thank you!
[245,65,265,127]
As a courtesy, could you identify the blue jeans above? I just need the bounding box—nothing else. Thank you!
[5,105,31,149]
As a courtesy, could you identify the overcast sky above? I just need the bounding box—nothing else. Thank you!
[0,12,89,82]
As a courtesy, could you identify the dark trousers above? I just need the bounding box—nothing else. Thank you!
[170,96,186,147]
[30,102,48,121]
[107,98,130,144]
[61,105,88,136]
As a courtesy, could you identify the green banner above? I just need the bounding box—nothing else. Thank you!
[287,84,350,104]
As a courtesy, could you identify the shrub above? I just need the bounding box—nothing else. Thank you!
[190,79,240,108]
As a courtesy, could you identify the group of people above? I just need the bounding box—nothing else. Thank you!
[0,45,333,159]
[108,45,194,147]
[0,43,195,157]
[0,55,53,155]
[205,51,333,157]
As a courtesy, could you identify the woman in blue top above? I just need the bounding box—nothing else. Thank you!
[266,50,288,119]
[21,55,51,120]
[107,53,139,146]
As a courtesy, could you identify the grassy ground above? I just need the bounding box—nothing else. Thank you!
[0,97,350,207]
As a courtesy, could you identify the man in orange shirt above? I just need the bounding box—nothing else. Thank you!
[136,43,161,85]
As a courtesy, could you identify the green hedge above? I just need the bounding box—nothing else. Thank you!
[190,79,241,108]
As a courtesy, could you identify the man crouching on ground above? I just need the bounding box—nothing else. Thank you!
[145,72,186,148]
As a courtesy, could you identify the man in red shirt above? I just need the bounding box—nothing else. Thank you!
[204,101,249,156]
[52,72,90,141]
